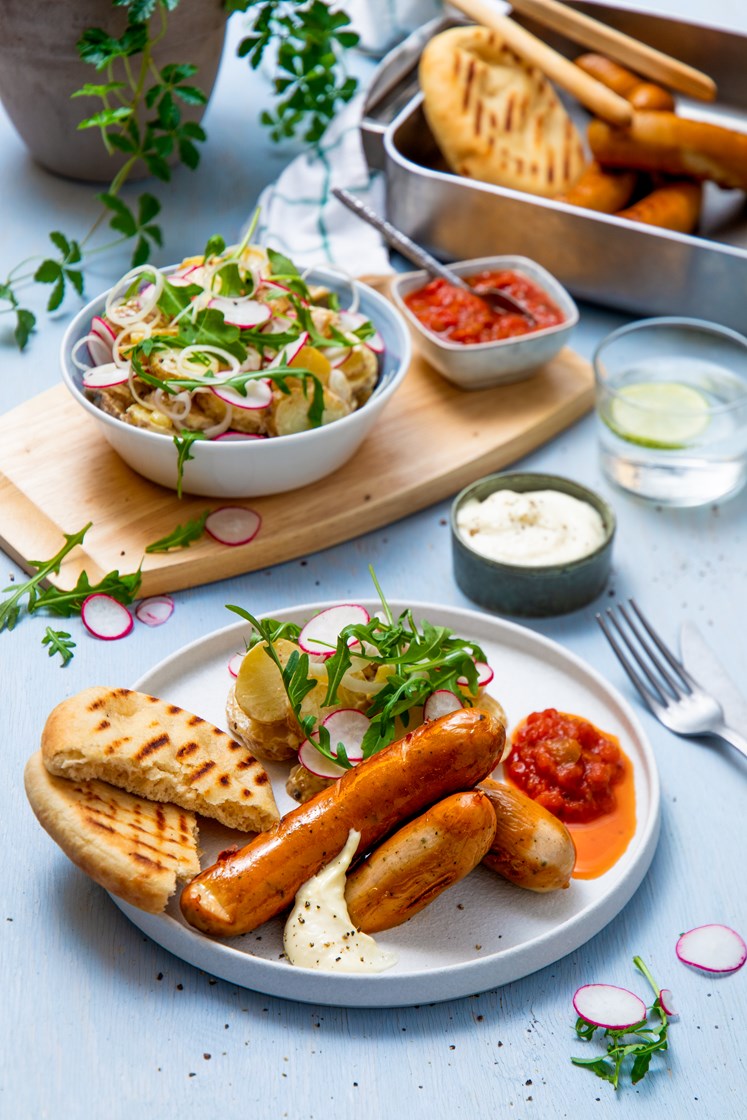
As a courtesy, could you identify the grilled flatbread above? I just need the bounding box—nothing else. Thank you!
[24,751,200,913]
[41,686,279,833]
[420,26,587,197]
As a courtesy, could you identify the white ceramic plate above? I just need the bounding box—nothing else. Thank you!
[115,600,660,1008]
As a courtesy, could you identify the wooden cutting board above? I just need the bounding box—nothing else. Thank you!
[0,333,594,597]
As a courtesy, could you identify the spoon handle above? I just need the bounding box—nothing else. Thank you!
[332,188,470,291]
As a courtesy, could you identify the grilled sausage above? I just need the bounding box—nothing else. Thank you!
[557,160,638,213]
[480,779,576,892]
[575,53,675,112]
[180,708,506,937]
[616,178,702,233]
[345,790,497,933]
[588,113,747,192]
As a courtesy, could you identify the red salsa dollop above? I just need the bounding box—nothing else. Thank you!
[403,269,565,345]
[505,708,625,823]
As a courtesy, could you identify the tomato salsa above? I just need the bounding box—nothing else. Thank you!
[403,269,565,345]
[505,708,625,823]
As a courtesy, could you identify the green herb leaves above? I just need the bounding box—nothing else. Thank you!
[0,523,142,665]
[233,0,359,143]
[571,958,672,1091]
[145,510,210,552]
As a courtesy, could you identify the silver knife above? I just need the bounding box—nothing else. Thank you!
[680,621,747,733]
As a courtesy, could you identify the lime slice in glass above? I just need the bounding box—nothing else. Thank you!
[604,382,711,449]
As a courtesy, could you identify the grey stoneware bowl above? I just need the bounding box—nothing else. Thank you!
[390,255,578,390]
[450,472,616,617]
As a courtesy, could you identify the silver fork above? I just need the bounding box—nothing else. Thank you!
[597,600,747,760]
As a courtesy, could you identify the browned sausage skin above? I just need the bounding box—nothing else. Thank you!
[557,160,638,213]
[616,179,702,233]
[480,779,576,892]
[180,708,506,937]
[575,53,675,112]
[345,790,497,933]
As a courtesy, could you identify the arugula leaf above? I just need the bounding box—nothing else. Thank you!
[31,567,142,617]
[41,628,76,667]
[145,510,210,552]
[0,524,92,633]
[173,430,206,499]
[571,957,671,1092]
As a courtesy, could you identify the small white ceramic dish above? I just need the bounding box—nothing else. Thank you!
[390,255,578,390]
[60,268,411,498]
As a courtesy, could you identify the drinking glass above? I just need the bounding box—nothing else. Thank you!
[593,317,747,507]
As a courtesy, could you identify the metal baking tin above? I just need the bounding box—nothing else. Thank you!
[361,3,747,331]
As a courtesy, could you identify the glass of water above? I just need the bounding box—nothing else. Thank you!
[593,317,747,507]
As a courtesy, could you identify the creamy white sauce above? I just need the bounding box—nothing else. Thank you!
[457,489,606,566]
[283,829,397,973]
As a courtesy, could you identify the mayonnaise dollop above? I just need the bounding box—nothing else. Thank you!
[283,829,398,973]
[457,489,606,566]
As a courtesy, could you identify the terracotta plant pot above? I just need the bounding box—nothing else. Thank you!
[0,0,228,181]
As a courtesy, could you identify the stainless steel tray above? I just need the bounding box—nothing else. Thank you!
[361,3,747,330]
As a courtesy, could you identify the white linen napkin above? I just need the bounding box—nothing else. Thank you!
[255,95,393,278]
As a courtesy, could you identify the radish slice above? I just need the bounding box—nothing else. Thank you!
[91,315,116,341]
[81,594,134,641]
[675,924,747,974]
[208,297,271,328]
[658,989,676,1016]
[457,660,494,689]
[573,984,647,1030]
[205,506,261,546]
[212,379,273,410]
[82,362,129,389]
[268,331,309,368]
[321,709,369,763]
[87,335,114,367]
[228,652,244,678]
[324,345,353,368]
[424,689,464,722]
[213,431,267,441]
[336,310,384,354]
[135,595,174,627]
[297,604,370,658]
[298,740,346,779]
[262,279,308,306]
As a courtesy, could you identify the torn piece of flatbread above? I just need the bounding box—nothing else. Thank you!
[24,750,200,914]
[41,686,279,833]
[420,25,587,197]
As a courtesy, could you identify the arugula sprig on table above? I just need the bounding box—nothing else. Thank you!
[0,523,142,664]
[227,571,487,766]
[145,510,211,552]
[571,957,671,1090]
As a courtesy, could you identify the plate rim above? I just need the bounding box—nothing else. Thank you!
[121,598,661,1008]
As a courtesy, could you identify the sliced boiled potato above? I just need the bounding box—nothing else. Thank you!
[271,385,350,436]
[235,639,303,724]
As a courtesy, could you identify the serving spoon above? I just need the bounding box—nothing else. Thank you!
[332,187,536,325]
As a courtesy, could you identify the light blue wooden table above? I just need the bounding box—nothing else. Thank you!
[2,3,745,1117]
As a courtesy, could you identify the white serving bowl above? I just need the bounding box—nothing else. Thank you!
[61,267,411,497]
[390,255,578,390]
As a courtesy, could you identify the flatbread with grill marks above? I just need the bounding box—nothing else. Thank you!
[24,750,200,913]
[41,686,279,833]
[420,25,587,197]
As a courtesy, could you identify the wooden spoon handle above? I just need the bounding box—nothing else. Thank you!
[510,0,717,101]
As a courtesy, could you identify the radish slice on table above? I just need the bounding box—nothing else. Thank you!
[298,604,370,658]
[82,363,129,389]
[208,297,271,328]
[675,924,747,974]
[457,661,494,689]
[573,984,647,1030]
[213,431,267,441]
[81,594,134,640]
[227,652,244,678]
[212,379,273,410]
[135,595,174,627]
[424,689,464,721]
[658,989,676,1016]
[205,506,261,546]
